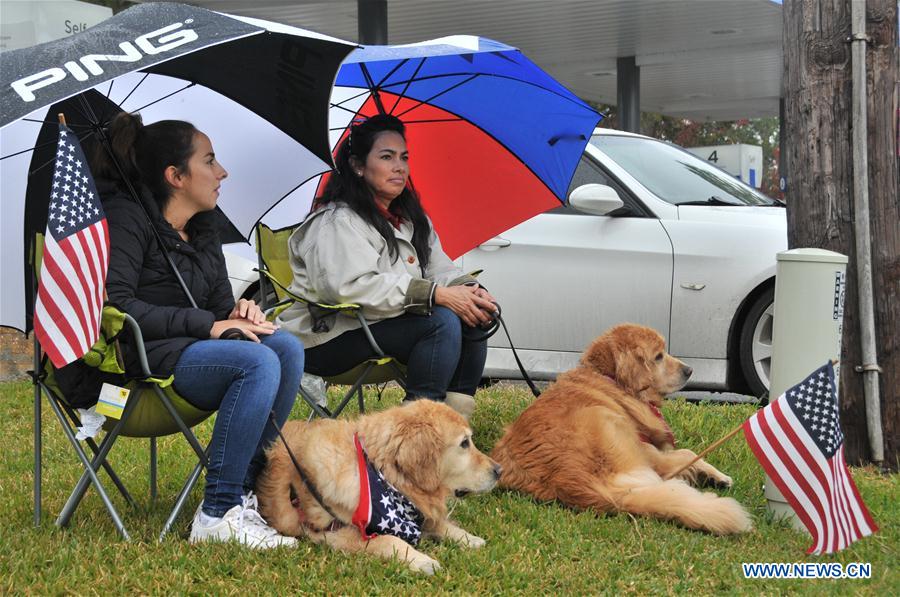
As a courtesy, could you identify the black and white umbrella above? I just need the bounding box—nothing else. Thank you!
[0,2,356,332]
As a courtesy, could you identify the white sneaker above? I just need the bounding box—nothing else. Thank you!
[190,492,297,549]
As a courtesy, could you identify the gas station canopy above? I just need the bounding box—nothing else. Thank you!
[176,0,783,122]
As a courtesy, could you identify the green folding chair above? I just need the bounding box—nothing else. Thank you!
[254,223,407,418]
[30,234,213,541]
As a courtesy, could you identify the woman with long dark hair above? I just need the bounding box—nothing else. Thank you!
[278,114,499,419]
[93,112,303,548]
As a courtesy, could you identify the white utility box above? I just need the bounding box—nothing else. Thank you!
[686,144,764,188]
[765,248,848,530]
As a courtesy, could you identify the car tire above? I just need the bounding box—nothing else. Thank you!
[738,287,774,398]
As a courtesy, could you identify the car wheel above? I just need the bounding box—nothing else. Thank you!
[738,287,774,398]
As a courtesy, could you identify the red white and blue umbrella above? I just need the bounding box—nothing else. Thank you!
[262,36,602,258]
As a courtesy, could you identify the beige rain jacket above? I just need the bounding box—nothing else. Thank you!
[277,203,475,348]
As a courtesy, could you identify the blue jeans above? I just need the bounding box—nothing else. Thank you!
[304,306,487,400]
[173,331,303,517]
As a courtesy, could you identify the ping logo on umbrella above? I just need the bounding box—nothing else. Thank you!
[11,22,199,102]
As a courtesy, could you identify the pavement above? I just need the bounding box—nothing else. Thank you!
[489,379,761,405]
[674,391,760,405]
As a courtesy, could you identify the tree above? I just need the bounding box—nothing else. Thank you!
[783,0,898,468]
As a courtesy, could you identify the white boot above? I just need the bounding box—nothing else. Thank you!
[444,392,476,421]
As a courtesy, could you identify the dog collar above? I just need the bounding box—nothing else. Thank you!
[600,374,675,447]
[639,403,677,447]
[290,495,344,534]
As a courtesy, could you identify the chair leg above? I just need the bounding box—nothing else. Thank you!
[56,415,130,528]
[58,399,135,507]
[33,376,42,527]
[389,362,408,391]
[159,451,207,542]
[44,391,130,540]
[154,387,207,464]
[297,387,332,419]
[83,437,137,506]
[333,362,375,417]
[152,386,216,542]
[149,437,158,501]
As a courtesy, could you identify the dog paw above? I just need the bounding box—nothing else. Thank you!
[459,533,486,549]
[699,471,733,489]
[409,556,442,575]
[710,474,733,489]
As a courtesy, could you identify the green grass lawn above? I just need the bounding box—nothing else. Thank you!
[0,380,896,594]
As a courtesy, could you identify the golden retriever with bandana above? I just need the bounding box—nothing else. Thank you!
[492,323,752,535]
[256,400,501,574]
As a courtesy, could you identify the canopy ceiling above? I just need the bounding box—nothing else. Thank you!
[155,0,783,122]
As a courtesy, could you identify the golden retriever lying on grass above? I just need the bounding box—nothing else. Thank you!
[256,400,501,574]
[491,323,751,535]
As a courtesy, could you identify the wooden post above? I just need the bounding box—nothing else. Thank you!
[782,0,898,469]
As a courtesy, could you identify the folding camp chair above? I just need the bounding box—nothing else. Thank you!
[254,223,407,418]
[30,235,213,542]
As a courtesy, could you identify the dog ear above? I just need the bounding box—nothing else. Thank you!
[581,335,616,377]
[614,349,652,396]
[392,420,442,494]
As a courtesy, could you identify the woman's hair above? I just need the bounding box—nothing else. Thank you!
[91,111,198,212]
[318,114,432,270]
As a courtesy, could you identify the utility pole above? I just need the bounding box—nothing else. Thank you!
[782,0,898,468]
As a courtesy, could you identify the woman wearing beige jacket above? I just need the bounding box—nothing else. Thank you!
[277,115,499,419]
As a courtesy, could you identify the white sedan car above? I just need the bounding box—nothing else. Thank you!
[225,128,785,396]
[460,129,785,396]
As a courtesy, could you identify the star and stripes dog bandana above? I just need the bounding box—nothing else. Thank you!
[351,433,424,545]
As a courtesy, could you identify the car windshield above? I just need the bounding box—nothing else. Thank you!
[590,134,780,206]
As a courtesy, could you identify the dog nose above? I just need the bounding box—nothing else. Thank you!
[492,463,503,480]
[682,365,693,378]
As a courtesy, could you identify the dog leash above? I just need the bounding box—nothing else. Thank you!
[497,314,541,398]
[465,302,540,398]
[267,410,342,523]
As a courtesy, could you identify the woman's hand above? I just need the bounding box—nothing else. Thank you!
[210,318,277,343]
[473,285,497,304]
[228,298,266,324]
[434,284,498,328]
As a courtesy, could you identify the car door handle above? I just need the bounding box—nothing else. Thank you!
[478,236,511,251]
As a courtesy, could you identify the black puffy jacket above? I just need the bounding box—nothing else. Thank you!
[101,180,235,376]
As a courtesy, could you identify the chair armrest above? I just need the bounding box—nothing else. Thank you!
[255,267,362,316]
[119,312,155,379]
[253,267,389,358]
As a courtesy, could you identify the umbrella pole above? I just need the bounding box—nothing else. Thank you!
[76,96,199,309]
[359,63,387,114]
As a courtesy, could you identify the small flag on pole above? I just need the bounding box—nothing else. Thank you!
[34,123,109,368]
[742,361,878,554]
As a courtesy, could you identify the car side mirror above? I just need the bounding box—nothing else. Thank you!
[567,184,624,216]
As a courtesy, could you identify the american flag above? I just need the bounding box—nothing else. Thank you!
[33,124,109,368]
[743,361,878,554]
[351,434,424,545]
